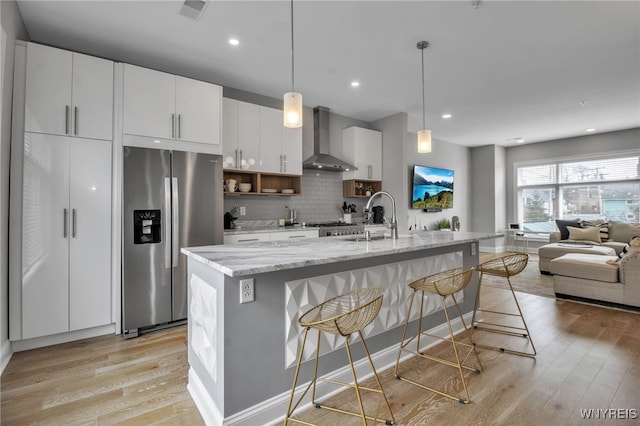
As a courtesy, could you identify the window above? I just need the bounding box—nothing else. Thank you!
[516,154,640,235]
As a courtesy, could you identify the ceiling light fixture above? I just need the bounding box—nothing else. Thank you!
[283,0,302,128]
[229,38,239,46]
[442,113,452,119]
[351,81,360,87]
[585,128,596,132]
[417,41,432,153]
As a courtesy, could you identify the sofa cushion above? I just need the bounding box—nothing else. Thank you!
[603,241,629,256]
[567,225,601,243]
[550,253,620,283]
[607,221,640,243]
[555,219,582,240]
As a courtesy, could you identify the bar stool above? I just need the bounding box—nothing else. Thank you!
[393,267,482,404]
[471,253,537,358]
[284,287,395,425]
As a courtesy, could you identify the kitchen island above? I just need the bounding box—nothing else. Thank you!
[181,231,499,425]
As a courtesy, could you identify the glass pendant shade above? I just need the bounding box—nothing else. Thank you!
[283,92,303,128]
[417,129,432,153]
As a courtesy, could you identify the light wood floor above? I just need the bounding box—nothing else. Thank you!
[2,253,639,425]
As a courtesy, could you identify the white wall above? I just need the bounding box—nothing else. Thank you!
[1,0,28,373]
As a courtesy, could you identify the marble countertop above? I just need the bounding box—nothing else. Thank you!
[224,224,312,235]
[183,231,501,277]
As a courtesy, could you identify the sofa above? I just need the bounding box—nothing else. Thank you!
[538,220,640,273]
[550,249,640,308]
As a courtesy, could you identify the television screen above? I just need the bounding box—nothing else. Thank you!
[411,165,454,209]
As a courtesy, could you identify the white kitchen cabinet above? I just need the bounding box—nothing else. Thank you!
[224,229,318,244]
[342,127,382,181]
[269,229,318,241]
[222,98,260,171]
[24,42,114,140]
[222,99,302,174]
[123,64,222,147]
[223,232,271,244]
[260,106,303,175]
[19,133,112,339]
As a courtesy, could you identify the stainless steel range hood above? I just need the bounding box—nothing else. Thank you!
[303,106,357,172]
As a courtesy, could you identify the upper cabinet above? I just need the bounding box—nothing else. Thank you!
[123,64,222,147]
[222,98,302,175]
[342,127,382,181]
[223,98,260,171]
[24,42,114,141]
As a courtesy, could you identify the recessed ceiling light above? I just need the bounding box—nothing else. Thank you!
[351,81,360,87]
[585,128,596,132]
[506,137,525,143]
[441,113,452,119]
[229,38,239,46]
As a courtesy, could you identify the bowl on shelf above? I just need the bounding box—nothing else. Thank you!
[238,183,252,192]
[262,188,278,193]
[281,189,295,194]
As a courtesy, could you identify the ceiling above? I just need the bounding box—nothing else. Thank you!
[15,0,640,147]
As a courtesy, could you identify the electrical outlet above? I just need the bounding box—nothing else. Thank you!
[240,278,254,303]
[240,206,246,216]
[471,242,477,256]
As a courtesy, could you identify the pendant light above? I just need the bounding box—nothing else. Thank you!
[417,41,432,153]
[283,0,303,128]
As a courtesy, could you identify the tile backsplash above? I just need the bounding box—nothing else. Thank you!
[223,170,368,224]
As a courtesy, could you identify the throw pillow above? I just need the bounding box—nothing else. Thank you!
[607,236,640,265]
[580,221,609,242]
[607,221,640,243]
[567,225,601,243]
[555,219,582,240]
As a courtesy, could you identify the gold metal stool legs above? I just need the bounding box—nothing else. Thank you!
[471,254,537,358]
[284,287,395,425]
[393,267,482,404]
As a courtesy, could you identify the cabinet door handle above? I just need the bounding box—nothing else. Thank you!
[239,149,243,168]
[283,155,287,173]
[65,105,70,135]
[238,238,259,242]
[177,114,181,139]
[235,149,238,169]
[171,113,175,139]
[63,208,68,238]
[74,106,78,136]
[280,155,283,173]
[368,165,372,179]
[72,209,77,238]
[288,235,305,239]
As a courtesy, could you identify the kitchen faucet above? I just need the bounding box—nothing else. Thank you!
[365,191,398,240]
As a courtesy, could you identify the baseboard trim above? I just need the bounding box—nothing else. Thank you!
[11,324,116,352]
[1,338,13,374]
[189,312,474,425]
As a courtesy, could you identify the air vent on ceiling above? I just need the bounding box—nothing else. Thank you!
[180,0,207,20]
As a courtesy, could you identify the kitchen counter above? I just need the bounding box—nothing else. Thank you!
[184,230,499,277]
[182,231,500,425]
[223,224,308,235]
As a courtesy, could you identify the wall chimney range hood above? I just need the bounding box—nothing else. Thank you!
[303,106,357,172]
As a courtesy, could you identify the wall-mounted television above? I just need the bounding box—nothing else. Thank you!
[411,165,454,209]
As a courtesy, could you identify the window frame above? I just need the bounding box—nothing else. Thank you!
[514,150,640,236]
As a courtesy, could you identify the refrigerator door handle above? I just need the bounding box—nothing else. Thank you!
[63,208,68,238]
[72,208,77,238]
[172,177,179,268]
[164,177,172,269]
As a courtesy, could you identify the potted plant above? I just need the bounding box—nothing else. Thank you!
[364,185,374,197]
[437,218,451,231]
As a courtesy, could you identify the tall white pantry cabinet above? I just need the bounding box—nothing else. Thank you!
[10,42,114,342]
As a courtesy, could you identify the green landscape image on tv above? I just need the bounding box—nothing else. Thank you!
[412,165,454,209]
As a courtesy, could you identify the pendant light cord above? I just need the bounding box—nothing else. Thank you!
[421,45,425,130]
[290,0,295,93]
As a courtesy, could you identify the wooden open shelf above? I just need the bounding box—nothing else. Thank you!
[223,171,301,196]
[343,179,382,198]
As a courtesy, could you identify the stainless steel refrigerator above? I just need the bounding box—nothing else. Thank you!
[122,147,223,336]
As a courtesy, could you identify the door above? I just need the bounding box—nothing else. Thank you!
[175,76,222,145]
[282,126,303,175]
[171,151,223,321]
[25,43,72,136]
[123,147,173,331]
[123,64,175,139]
[258,106,282,173]
[68,138,112,331]
[71,53,114,140]
[21,133,70,339]
[222,98,239,168]
[237,101,260,170]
